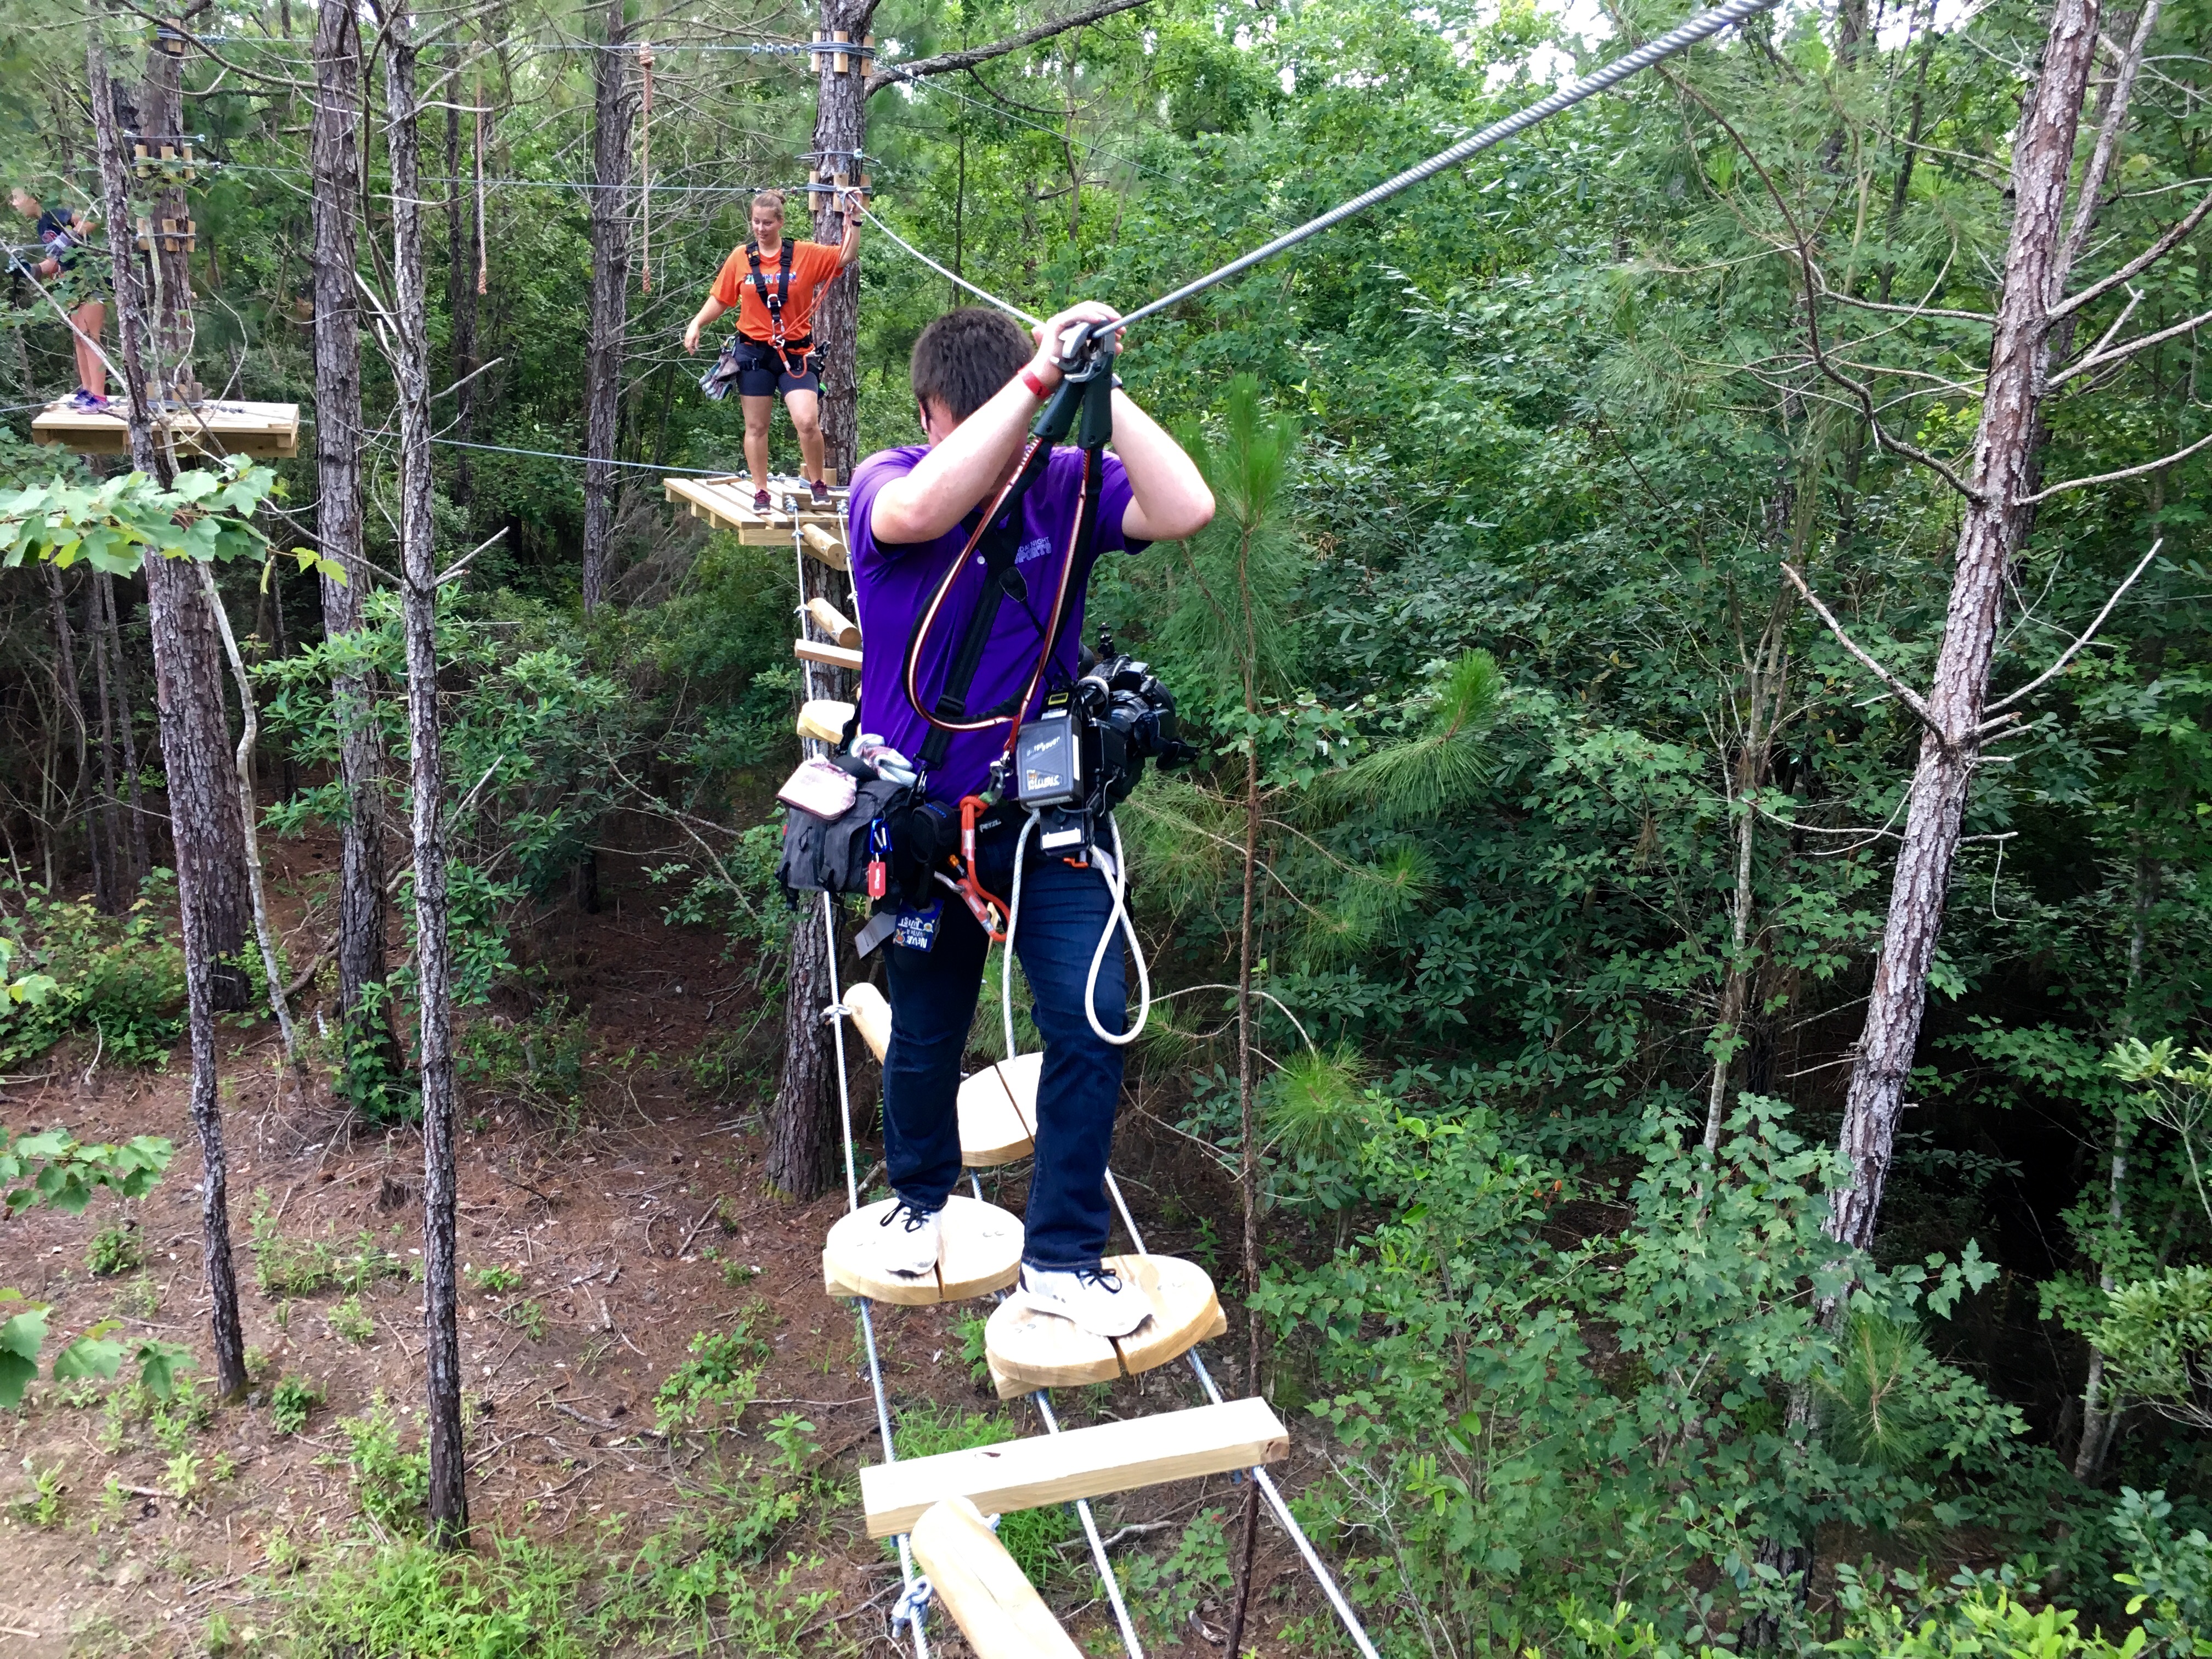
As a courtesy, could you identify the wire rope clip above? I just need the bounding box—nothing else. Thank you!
[888,1574,933,1638]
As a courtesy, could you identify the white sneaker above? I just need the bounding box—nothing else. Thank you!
[877,1198,943,1278]
[1018,1263,1152,1340]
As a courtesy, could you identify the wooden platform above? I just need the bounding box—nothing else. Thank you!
[985,1255,1226,1398]
[823,1194,1022,1306]
[912,1497,1083,1659]
[30,398,300,459]
[958,1053,1040,1166]
[663,473,850,554]
[861,1396,1288,1538]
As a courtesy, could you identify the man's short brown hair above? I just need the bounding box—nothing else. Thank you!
[751,189,786,221]
[911,308,1030,426]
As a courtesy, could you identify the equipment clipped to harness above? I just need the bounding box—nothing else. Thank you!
[943,795,1009,942]
[747,236,814,379]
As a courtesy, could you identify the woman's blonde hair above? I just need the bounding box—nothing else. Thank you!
[751,189,786,221]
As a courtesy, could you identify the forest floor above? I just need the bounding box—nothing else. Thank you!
[0,822,1310,1656]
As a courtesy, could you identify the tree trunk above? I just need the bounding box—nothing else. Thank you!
[313,0,398,1077]
[44,563,109,913]
[98,573,154,884]
[582,2,634,614]
[1824,0,2103,1266]
[86,570,129,896]
[765,0,878,1201]
[88,26,247,1401]
[444,95,478,513]
[135,5,252,1013]
[387,2,470,1549]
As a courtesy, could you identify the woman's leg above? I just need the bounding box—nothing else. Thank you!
[785,387,826,484]
[741,394,775,493]
[73,299,106,398]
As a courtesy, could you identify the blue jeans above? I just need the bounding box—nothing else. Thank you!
[881,830,1126,1269]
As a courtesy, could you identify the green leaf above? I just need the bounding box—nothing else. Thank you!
[52,1334,123,1384]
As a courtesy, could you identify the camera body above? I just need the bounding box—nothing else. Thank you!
[1010,634,1194,854]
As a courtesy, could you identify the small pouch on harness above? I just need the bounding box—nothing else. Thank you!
[776,756,857,821]
[776,774,915,899]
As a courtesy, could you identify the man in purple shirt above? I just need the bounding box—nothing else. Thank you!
[848,302,1214,1337]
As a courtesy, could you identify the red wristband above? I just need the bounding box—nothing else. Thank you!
[1019,366,1051,401]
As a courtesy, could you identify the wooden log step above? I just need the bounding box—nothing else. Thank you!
[985,1255,1227,1399]
[823,1193,1022,1307]
[801,522,849,571]
[958,1053,1040,1167]
[911,1497,1083,1659]
[794,639,864,674]
[861,1396,1288,1538]
[796,698,854,745]
[841,981,890,1063]
[806,597,862,648]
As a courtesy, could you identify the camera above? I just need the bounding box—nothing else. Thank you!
[1010,631,1194,853]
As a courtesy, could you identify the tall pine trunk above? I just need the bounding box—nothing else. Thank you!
[97,573,154,884]
[387,3,470,1546]
[1825,0,2102,1262]
[88,25,247,1400]
[581,1,634,614]
[312,0,396,1075]
[136,5,253,1013]
[765,0,875,1201]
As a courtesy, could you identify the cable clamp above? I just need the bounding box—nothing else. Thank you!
[821,1002,851,1022]
[888,1576,934,1636]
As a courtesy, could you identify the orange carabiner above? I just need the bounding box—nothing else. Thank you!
[949,796,1009,944]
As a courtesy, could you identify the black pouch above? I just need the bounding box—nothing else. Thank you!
[776,775,914,897]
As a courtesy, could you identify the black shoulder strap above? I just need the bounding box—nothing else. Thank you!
[747,238,797,343]
[914,503,1027,774]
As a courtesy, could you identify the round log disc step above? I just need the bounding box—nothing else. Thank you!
[985,1254,1226,1398]
[823,1194,1022,1306]
[958,1053,1041,1166]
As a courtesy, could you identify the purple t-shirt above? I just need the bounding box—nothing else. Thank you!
[849,444,1143,804]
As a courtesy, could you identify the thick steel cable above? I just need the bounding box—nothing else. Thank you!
[1113,0,1782,332]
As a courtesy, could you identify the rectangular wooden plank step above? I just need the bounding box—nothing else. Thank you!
[912,1497,1083,1659]
[860,1396,1288,1538]
[794,639,864,673]
[31,398,300,459]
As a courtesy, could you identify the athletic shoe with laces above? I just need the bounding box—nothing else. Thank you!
[70,388,109,411]
[1017,1262,1153,1340]
[809,478,831,505]
[876,1197,943,1279]
[753,488,773,512]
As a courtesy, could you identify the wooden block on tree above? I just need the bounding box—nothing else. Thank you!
[796,698,854,745]
[800,522,849,571]
[860,1396,1288,1538]
[823,1194,1022,1306]
[841,981,891,1063]
[986,1254,1226,1398]
[958,1053,1040,1167]
[911,1497,1084,1659]
[806,597,862,649]
[794,639,863,673]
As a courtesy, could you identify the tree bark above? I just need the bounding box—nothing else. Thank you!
[313,0,397,1075]
[765,0,877,1201]
[86,569,129,896]
[1824,0,2103,1266]
[97,573,154,885]
[582,1,635,614]
[44,563,109,913]
[88,25,247,1400]
[387,1,470,1548]
[135,3,253,1013]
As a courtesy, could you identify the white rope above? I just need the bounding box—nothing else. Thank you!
[865,211,1043,327]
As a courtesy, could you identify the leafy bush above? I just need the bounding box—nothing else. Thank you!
[270,1374,323,1435]
[458,997,594,1130]
[275,1532,595,1659]
[324,1394,430,1529]
[86,1220,140,1277]
[653,1324,769,1435]
[0,877,185,1069]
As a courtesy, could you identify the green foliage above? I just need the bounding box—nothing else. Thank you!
[1119,1507,1234,1647]
[457,996,594,1131]
[274,1533,595,1659]
[0,458,294,575]
[328,1295,375,1346]
[247,1190,410,1299]
[653,1324,769,1435]
[10,1461,66,1530]
[85,1220,140,1277]
[892,1405,1075,1584]
[269,1374,323,1436]
[0,879,185,1069]
[470,1264,523,1295]
[324,1394,431,1531]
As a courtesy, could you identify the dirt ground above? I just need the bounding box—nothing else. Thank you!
[0,823,1328,1655]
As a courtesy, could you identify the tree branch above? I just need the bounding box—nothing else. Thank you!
[2060,0,2165,284]
[2050,300,2212,385]
[1983,538,2163,720]
[865,0,1149,95]
[1779,563,1940,734]
[2051,184,2212,319]
[2015,428,2212,504]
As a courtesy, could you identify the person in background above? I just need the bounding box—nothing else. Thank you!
[10,186,109,410]
[684,187,865,510]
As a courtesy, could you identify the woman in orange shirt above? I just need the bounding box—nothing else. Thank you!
[685,188,865,509]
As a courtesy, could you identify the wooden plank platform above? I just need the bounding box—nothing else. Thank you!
[986,1254,1227,1397]
[911,1497,1084,1659]
[860,1396,1288,1538]
[663,473,850,551]
[30,398,300,459]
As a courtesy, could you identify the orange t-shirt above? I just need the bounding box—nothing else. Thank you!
[709,239,843,343]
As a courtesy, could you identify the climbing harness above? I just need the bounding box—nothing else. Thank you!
[746,234,814,379]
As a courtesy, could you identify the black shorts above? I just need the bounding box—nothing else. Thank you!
[734,337,821,398]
